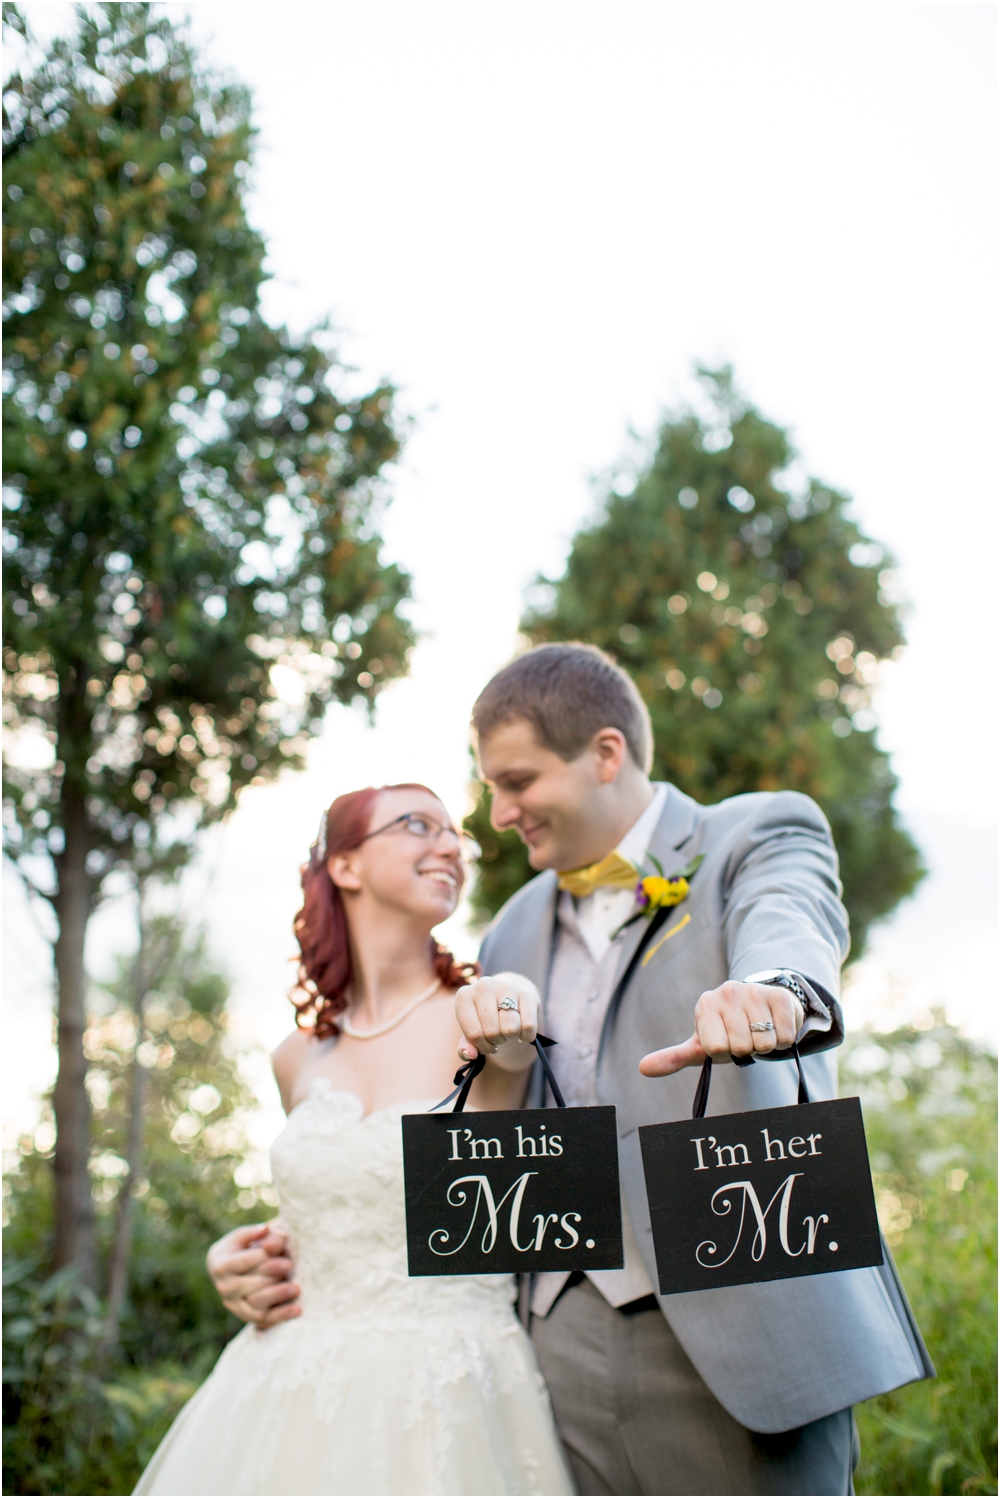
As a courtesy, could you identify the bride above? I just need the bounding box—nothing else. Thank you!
[135,782,572,1497]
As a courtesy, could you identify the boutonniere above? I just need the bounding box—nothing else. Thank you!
[611,854,704,940]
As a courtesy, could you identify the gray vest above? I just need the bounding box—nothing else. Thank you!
[478,782,933,1433]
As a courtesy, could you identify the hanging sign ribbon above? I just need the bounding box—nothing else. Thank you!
[430,1034,567,1114]
[639,1050,883,1295]
[403,1036,623,1277]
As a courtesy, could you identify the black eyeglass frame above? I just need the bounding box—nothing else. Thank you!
[356,811,480,861]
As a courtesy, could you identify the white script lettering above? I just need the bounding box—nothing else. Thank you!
[713,1141,751,1168]
[695,1174,813,1267]
[691,1137,711,1171]
[760,1128,822,1161]
[428,1173,536,1256]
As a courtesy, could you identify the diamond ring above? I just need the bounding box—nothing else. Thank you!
[749,1020,775,1032]
[498,996,519,1012]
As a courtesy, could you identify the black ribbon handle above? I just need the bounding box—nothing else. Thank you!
[534,1034,566,1108]
[431,1034,566,1114]
[692,1043,810,1120]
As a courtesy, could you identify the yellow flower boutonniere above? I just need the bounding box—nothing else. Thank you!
[612,854,704,939]
[639,874,690,909]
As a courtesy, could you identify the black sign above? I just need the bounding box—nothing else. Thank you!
[403,1105,624,1276]
[639,1095,883,1295]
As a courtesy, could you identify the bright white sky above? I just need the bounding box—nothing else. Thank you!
[5,2,998,1148]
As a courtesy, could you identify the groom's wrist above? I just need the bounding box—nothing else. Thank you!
[742,970,831,1044]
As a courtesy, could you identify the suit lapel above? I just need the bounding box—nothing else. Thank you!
[608,785,701,985]
[599,785,704,1059]
[644,782,701,875]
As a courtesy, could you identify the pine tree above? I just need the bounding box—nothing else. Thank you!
[2,3,414,1283]
[468,368,923,952]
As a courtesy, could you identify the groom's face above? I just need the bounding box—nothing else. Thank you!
[477,717,624,872]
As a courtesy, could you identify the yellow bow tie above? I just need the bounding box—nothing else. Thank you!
[557,851,639,898]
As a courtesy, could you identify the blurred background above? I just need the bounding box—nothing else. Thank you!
[3,4,996,1495]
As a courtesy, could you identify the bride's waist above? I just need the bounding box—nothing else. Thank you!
[295,1262,516,1320]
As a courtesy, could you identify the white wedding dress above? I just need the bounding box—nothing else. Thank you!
[134,1080,573,1496]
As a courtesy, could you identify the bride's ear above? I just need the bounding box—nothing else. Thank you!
[328,852,363,892]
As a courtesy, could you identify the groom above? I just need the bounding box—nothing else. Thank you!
[209,642,931,1495]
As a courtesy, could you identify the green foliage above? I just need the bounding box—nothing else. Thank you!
[2,1,414,885]
[470,367,923,952]
[842,1018,998,1496]
[3,917,271,1494]
[2,1261,199,1496]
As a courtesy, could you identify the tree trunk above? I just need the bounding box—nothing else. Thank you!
[102,884,149,1353]
[51,783,97,1285]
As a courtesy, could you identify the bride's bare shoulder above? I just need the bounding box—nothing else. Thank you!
[272,1028,321,1108]
[272,1027,317,1068]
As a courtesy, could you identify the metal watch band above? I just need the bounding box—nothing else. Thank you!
[761,973,808,1007]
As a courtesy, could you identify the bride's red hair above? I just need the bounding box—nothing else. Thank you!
[291,784,480,1039]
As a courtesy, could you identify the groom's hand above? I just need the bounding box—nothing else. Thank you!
[638,981,804,1077]
[206,1221,301,1329]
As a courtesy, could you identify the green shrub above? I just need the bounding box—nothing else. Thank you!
[845,1018,998,1496]
[2,922,274,1495]
[2,1259,199,1496]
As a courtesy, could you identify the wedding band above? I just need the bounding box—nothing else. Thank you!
[749,1020,775,1032]
[498,996,519,1012]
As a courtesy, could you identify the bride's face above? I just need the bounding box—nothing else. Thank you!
[330,788,465,926]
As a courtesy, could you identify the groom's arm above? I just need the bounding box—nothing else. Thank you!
[641,791,848,1076]
[206,1221,301,1329]
[720,789,849,1008]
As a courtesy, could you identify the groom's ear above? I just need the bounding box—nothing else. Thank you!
[590,727,629,783]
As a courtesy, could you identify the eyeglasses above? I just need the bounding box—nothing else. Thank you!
[358,811,480,862]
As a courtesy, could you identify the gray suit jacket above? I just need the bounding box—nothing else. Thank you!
[478,782,933,1433]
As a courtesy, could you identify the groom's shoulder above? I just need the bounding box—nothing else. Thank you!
[694,786,834,845]
[478,868,558,972]
[485,867,558,934]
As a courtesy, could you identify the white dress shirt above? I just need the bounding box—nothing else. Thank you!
[533,787,667,1316]
[574,785,668,965]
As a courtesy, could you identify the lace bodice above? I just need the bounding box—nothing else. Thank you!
[270,1078,517,1327]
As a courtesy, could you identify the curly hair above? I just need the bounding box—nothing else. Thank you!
[290,784,479,1039]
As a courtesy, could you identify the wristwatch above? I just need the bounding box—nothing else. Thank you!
[736,969,837,1065]
[749,971,809,1009]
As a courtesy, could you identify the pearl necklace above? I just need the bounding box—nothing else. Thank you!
[341,978,442,1040]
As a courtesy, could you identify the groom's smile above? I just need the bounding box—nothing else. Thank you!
[475,716,652,874]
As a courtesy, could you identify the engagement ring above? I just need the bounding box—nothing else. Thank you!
[498,996,519,1012]
[749,1020,775,1032]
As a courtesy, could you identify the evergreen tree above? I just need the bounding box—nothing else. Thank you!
[468,368,923,953]
[2,3,413,1284]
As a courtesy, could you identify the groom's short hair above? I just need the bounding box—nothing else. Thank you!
[472,642,653,772]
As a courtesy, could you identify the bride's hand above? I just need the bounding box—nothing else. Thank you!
[206,1220,302,1330]
[455,972,540,1071]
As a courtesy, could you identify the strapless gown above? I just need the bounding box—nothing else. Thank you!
[134,1081,573,1495]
